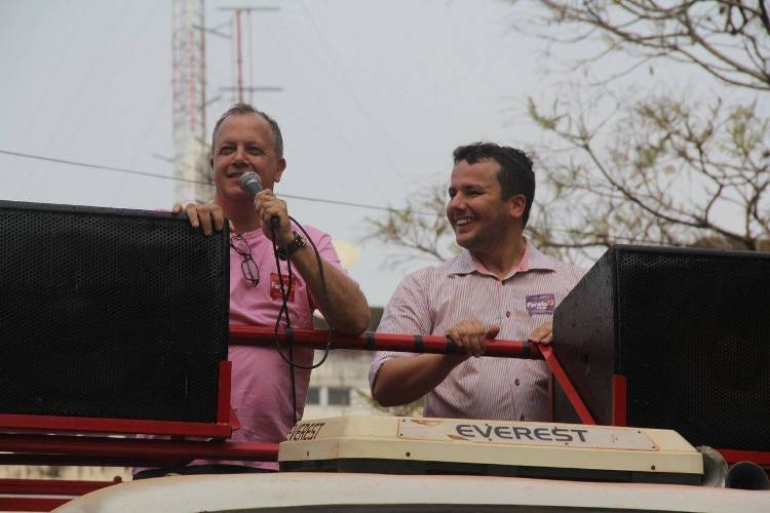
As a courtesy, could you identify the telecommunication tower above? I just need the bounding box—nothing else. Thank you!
[171,0,209,203]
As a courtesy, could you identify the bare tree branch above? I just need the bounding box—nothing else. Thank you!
[363,1,770,268]
[522,0,770,90]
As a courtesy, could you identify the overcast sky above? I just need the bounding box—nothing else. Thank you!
[1,0,576,306]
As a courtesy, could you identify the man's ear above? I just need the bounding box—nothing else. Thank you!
[273,157,287,183]
[509,194,527,221]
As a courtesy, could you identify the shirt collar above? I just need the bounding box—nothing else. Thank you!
[446,238,558,278]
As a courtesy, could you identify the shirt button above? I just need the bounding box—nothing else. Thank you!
[505,311,511,318]
[514,379,520,386]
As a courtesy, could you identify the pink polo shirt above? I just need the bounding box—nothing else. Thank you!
[207,224,349,470]
[137,224,349,473]
[369,240,586,422]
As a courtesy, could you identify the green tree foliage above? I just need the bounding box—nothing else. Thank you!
[528,93,770,256]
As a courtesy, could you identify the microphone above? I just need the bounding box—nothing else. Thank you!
[239,171,280,230]
[239,171,263,197]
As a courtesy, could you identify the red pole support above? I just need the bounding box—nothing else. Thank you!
[539,345,596,425]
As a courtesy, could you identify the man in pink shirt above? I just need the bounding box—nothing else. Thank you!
[369,142,585,421]
[134,104,369,478]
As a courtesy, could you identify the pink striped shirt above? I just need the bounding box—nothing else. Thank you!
[369,240,586,421]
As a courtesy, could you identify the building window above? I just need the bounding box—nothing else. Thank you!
[327,387,351,406]
[306,386,320,405]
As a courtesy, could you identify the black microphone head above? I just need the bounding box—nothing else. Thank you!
[239,172,263,197]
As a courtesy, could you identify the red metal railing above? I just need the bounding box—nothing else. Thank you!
[4,326,764,511]
[0,327,559,511]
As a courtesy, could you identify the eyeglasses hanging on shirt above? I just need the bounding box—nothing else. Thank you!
[230,234,260,287]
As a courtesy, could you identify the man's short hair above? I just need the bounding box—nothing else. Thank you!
[453,142,535,227]
[210,103,284,158]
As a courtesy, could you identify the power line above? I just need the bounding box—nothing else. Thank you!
[0,149,199,183]
[0,149,402,213]
[0,149,658,242]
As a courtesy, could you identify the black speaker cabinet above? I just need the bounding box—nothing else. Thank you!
[553,244,770,451]
[0,200,229,423]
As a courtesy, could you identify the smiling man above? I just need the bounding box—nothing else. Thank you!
[369,142,585,421]
[134,104,369,479]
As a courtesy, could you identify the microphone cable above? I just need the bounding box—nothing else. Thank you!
[269,215,336,424]
[238,172,337,424]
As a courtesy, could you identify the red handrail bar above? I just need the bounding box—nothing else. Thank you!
[229,326,543,358]
[0,477,121,495]
[229,326,596,425]
[0,433,278,464]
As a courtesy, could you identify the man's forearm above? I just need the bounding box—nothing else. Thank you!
[289,247,370,335]
[371,354,466,407]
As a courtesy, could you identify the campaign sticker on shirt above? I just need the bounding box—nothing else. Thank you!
[270,273,296,301]
[526,293,555,316]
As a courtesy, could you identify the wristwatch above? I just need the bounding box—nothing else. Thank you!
[276,230,308,260]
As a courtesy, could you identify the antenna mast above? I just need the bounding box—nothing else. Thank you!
[171,0,209,203]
